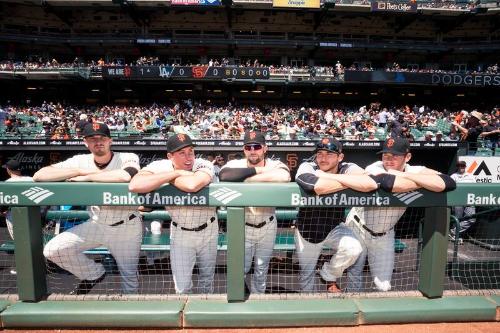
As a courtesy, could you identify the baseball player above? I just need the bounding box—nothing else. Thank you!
[219,131,290,294]
[129,133,217,294]
[1,160,34,240]
[33,123,142,295]
[295,137,379,293]
[345,137,456,292]
[449,160,476,242]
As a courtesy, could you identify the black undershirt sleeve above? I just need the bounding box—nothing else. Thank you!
[219,167,257,182]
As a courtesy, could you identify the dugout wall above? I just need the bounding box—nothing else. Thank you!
[0,182,498,328]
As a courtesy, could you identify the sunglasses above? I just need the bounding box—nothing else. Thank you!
[315,141,340,153]
[244,143,263,151]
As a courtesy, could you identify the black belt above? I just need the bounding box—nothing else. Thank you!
[110,213,137,227]
[172,217,215,232]
[353,214,391,237]
[246,216,274,228]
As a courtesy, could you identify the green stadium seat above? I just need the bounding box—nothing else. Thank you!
[495,148,500,156]
[475,148,493,157]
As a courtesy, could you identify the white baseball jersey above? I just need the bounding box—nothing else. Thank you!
[142,158,217,228]
[53,152,139,225]
[348,161,425,233]
[221,157,289,224]
[451,172,475,183]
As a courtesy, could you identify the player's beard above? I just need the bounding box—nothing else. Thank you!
[247,154,264,166]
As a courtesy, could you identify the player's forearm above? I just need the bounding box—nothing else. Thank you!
[129,172,180,193]
[173,174,211,192]
[397,173,445,192]
[245,168,290,183]
[318,174,377,192]
[391,176,420,192]
[313,178,347,195]
[33,166,82,182]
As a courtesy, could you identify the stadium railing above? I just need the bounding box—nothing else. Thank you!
[0,182,498,327]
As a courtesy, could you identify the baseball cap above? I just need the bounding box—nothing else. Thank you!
[457,160,466,167]
[315,137,342,153]
[3,159,21,171]
[243,131,266,145]
[82,122,111,138]
[167,133,195,153]
[377,137,410,155]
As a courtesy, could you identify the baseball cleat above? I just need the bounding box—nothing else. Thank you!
[70,273,106,295]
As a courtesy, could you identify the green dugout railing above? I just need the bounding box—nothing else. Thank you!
[1,182,499,302]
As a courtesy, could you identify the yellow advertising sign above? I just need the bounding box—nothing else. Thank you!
[273,0,320,9]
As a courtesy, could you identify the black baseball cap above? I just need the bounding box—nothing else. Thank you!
[244,131,266,145]
[378,137,410,155]
[315,137,342,153]
[3,159,21,171]
[167,133,195,153]
[82,122,111,138]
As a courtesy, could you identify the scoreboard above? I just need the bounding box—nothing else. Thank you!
[102,66,270,80]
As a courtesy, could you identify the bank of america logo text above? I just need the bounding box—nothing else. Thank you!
[393,191,423,205]
[21,187,54,204]
[210,187,242,205]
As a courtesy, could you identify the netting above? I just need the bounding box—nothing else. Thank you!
[0,211,17,296]
[3,204,499,298]
[444,206,500,294]
[44,206,225,296]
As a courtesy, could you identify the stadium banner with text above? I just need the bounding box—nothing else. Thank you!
[171,0,221,5]
[345,70,500,87]
[0,142,459,180]
[0,182,451,207]
[273,0,320,9]
[102,66,269,80]
[459,156,500,183]
[371,1,417,13]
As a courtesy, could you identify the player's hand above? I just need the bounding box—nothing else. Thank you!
[67,175,91,182]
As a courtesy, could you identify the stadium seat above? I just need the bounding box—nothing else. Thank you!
[475,148,493,157]
[494,148,500,156]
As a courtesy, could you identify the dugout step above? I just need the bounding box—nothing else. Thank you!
[357,296,497,324]
[0,300,184,328]
[183,299,358,327]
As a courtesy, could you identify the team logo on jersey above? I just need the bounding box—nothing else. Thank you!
[210,187,242,205]
[392,191,423,205]
[21,187,55,204]
[177,134,186,142]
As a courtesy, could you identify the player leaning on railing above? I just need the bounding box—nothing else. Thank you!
[219,131,291,294]
[129,133,218,294]
[33,123,142,295]
[294,137,378,293]
[345,137,456,292]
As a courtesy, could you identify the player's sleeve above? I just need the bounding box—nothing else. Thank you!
[53,155,81,169]
[120,153,140,170]
[141,160,172,174]
[269,159,290,172]
[193,158,215,179]
[344,162,366,175]
[295,162,319,193]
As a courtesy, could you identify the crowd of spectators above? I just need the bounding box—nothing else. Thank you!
[1,101,498,148]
